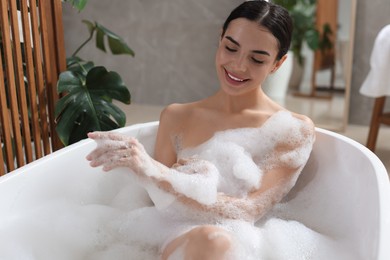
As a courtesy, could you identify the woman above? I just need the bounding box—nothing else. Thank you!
[87,1,315,259]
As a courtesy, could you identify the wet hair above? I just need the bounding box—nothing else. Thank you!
[221,0,293,60]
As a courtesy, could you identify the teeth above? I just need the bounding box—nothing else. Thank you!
[227,72,245,82]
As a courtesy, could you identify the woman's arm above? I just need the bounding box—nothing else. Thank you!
[86,132,220,205]
[201,160,305,222]
[87,110,315,222]
[86,116,314,222]
[173,115,316,222]
[154,103,184,167]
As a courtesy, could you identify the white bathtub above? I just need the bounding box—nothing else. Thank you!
[0,122,389,259]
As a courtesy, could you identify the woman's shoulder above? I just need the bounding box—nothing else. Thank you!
[289,111,315,128]
[160,102,195,123]
[287,110,316,140]
[161,98,213,119]
[270,109,315,139]
[162,102,193,114]
[264,98,314,131]
[158,101,203,134]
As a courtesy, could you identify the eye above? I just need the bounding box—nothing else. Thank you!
[251,57,264,64]
[225,46,237,52]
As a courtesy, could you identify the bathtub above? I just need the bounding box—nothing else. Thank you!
[0,122,389,259]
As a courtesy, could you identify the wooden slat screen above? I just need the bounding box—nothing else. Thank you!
[0,0,66,175]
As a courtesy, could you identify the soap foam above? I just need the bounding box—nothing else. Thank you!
[0,165,358,260]
[0,112,358,259]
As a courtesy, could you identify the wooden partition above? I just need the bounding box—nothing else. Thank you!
[0,0,66,175]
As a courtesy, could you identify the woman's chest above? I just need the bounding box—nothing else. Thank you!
[177,111,267,150]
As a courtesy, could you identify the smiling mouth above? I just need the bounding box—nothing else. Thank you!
[224,69,249,83]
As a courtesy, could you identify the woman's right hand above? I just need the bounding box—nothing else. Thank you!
[86,131,158,178]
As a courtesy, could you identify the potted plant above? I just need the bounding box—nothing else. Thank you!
[270,0,333,90]
[55,0,134,146]
[272,0,320,64]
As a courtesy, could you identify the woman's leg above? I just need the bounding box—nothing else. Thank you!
[161,225,233,260]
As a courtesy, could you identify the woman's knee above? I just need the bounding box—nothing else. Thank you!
[161,226,233,260]
[183,225,232,260]
[191,226,232,251]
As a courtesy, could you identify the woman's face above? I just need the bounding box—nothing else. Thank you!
[215,18,285,96]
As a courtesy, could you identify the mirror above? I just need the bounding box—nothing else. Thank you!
[266,0,357,132]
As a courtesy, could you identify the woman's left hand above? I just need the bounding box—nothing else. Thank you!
[86,131,153,175]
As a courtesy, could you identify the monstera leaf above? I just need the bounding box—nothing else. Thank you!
[55,66,131,146]
[63,0,89,12]
[71,20,135,58]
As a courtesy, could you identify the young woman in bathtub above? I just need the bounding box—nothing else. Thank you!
[87,1,315,259]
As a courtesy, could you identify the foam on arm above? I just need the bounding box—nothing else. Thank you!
[137,157,220,209]
[192,114,316,222]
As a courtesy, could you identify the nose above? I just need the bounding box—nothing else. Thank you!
[231,55,247,72]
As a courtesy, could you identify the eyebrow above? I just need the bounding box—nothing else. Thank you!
[225,36,270,56]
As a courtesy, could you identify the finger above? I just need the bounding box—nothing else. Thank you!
[102,159,129,171]
[107,132,132,141]
[87,131,112,140]
[86,146,113,161]
[88,131,138,151]
[90,147,136,167]
[102,155,138,171]
[90,151,126,168]
[130,139,147,153]
[87,139,134,161]
[88,131,135,143]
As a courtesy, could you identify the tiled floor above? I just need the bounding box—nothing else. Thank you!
[118,102,390,176]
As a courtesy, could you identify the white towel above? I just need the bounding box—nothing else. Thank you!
[360,24,390,97]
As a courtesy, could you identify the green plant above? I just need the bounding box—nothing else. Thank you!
[55,0,134,146]
[272,0,332,65]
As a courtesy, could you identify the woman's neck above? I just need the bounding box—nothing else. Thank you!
[213,89,269,114]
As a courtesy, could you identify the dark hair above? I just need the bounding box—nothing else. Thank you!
[221,0,293,60]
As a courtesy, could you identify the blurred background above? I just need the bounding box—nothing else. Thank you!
[60,0,389,172]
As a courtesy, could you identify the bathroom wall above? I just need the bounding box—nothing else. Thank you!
[62,0,242,106]
[62,0,390,125]
[350,0,390,124]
